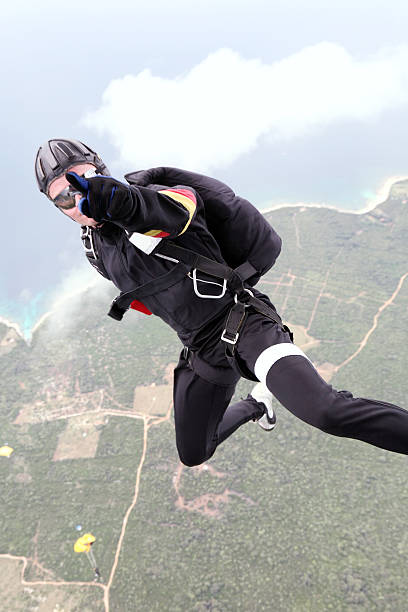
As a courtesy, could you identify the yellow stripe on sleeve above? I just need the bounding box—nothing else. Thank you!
[158,189,196,235]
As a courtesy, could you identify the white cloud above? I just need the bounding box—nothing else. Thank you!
[83,43,408,173]
[42,264,112,337]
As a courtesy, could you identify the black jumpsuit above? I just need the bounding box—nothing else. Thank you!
[83,171,408,466]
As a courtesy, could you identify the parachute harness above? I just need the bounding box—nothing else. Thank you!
[81,226,98,260]
[106,239,292,357]
[220,286,295,359]
[221,289,254,347]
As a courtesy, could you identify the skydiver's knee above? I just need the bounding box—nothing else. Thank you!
[178,454,206,468]
[180,457,201,468]
[177,446,208,467]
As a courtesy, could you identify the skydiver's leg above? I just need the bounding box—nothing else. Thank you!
[237,311,408,455]
[173,351,263,467]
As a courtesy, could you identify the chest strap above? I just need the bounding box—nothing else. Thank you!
[108,263,190,321]
[156,241,257,290]
[108,240,258,321]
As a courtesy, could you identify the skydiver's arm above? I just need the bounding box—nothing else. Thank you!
[113,184,197,238]
[65,172,197,238]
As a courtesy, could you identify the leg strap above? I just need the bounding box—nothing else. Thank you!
[221,288,290,358]
[221,301,247,349]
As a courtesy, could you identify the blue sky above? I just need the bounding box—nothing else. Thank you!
[2,0,408,328]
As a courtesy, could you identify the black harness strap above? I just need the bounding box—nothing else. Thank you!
[163,238,285,333]
[246,294,283,325]
[107,238,288,352]
[108,240,258,321]
[221,301,247,346]
[220,288,286,358]
[108,263,190,321]
[156,241,257,288]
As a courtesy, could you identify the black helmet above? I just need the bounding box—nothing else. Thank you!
[35,138,109,195]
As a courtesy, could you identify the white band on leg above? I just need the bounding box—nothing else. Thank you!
[254,343,311,385]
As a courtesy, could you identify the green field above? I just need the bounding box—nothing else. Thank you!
[1,181,408,611]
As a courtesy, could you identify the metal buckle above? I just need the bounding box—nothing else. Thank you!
[221,329,239,345]
[81,226,98,260]
[191,269,227,299]
[234,287,254,304]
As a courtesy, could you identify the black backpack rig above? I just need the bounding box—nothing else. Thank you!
[86,167,292,361]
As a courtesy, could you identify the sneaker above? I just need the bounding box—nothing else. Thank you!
[250,383,276,431]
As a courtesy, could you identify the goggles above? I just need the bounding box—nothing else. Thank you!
[51,168,98,210]
[53,185,81,210]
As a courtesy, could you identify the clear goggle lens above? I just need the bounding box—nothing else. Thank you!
[53,186,81,210]
[52,169,98,210]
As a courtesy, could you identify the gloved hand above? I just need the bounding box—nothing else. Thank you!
[65,172,133,222]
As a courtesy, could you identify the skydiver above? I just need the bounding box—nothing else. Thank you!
[35,139,408,467]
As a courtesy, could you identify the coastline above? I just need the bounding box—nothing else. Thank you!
[1,174,408,340]
[0,278,103,344]
[0,316,25,340]
[260,175,408,215]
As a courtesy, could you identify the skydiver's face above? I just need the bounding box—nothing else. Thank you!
[48,163,100,227]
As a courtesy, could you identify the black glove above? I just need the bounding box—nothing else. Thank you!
[65,172,133,222]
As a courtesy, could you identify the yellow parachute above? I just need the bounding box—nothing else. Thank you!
[0,445,14,458]
[74,533,100,581]
[74,533,95,553]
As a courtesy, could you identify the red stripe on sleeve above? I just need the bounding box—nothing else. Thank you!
[165,188,197,204]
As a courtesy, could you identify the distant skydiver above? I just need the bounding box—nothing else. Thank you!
[74,533,101,581]
[35,139,408,465]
